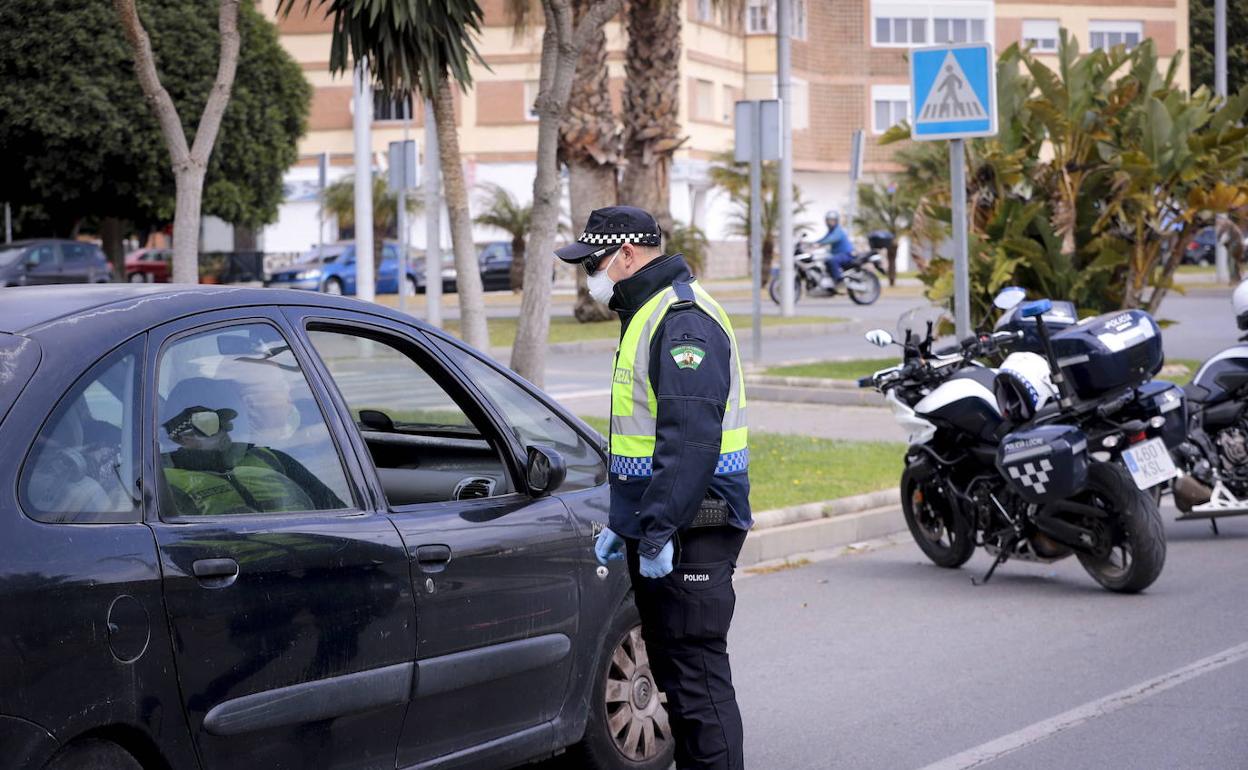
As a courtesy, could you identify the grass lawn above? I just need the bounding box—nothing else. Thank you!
[764,358,899,381]
[445,314,838,348]
[1161,359,1202,385]
[579,416,904,512]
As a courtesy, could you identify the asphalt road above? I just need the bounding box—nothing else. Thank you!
[729,507,1248,769]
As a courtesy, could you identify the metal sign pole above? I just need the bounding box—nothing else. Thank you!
[950,138,971,338]
[424,99,443,329]
[750,107,764,365]
[398,100,410,314]
[1215,0,1230,283]
[777,0,795,317]
[317,152,327,263]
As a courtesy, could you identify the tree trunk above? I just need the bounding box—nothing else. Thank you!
[100,217,125,278]
[114,0,240,284]
[761,236,775,288]
[512,0,623,385]
[509,239,525,291]
[570,162,615,322]
[233,224,257,251]
[620,0,683,235]
[886,244,898,287]
[433,77,489,351]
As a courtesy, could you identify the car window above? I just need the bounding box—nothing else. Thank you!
[26,244,56,267]
[306,327,514,506]
[446,345,606,492]
[382,244,399,261]
[20,337,143,524]
[62,243,90,263]
[156,323,353,517]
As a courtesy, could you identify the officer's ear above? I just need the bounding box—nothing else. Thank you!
[618,243,637,274]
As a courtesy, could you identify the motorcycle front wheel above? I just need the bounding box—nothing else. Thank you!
[768,276,803,306]
[901,465,975,568]
[1074,462,1167,593]
[847,270,882,305]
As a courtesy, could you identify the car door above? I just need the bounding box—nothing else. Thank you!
[376,243,400,294]
[143,310,416,770]
[61,242,92,283]
[23,243,62,285]
[287,308,583,768]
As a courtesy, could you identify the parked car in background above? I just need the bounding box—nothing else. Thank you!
[265,241,423,295]
[124,248,172,283]
[479,241,514,291]
[0,284,663,770]
[0,239,112,286]
[1184,226,1217,266]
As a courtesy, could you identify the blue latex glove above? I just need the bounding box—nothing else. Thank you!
[639,540,675,579]
[595,527,625,565]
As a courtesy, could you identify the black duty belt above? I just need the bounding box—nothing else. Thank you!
[687,496,730,529]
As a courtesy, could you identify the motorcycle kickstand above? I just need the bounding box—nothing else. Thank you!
[1211,518,1220,536]
[971,539,1016,586]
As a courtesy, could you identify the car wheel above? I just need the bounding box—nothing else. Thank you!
[572,597,675,770]
[128,272,146,283]
[322,277,344,295]
[42,739,143,770]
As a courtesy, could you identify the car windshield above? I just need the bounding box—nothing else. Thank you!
[0,246,25,266]
[297,246,346,264]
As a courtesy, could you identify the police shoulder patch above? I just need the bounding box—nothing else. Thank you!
[670,344,706,370]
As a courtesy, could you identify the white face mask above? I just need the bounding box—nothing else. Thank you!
[586,252,619,305]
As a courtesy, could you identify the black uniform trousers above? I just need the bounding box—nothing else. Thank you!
[626,526,749,770]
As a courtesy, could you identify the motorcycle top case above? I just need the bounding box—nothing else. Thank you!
[997,424,1089,504]
[1051,309,1163,400]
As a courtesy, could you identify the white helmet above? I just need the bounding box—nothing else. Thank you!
[994,352,1057,421]
[825,209,840,227]
[1234,279,1248,330]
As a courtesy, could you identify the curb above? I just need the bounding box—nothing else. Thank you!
[743,374,884,407]
[486,320,853,358]
[736,487,903,569]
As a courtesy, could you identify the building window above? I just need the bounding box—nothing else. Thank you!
[1022,19,1060,52]
[871,85,910,135]
[746,0,807,37]
[933,17,986,44]
[722,84,736,122]
[872,2,991,48]
[373,90,413,122]
[695,0,713,23]
[693,79,716,122]
[523,81,540,122]
[1089,20,1143,51]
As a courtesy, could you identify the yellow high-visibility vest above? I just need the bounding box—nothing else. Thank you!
[609,279,748,477]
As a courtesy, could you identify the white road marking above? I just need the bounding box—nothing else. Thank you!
[919,641,1248,770]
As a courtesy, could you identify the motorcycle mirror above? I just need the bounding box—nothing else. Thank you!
[865,329,894,348]
[1020,299,1054,319]
[993,286,1027,311]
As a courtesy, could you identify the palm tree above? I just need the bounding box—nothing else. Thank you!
[473,183,531,291]
[855,183,914,286]
[321,174,420,280]
[708,151,809,285]
[276,0,491,350]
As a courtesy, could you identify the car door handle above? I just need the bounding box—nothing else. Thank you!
[415,545,452,574]
[192,558,240,588]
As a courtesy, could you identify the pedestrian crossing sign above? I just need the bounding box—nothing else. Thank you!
[910,43,997,140]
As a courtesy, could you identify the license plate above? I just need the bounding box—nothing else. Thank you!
[1122,437,1178,490]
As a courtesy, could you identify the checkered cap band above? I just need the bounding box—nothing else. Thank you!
[610,449,750,479]
[579,231,662,247]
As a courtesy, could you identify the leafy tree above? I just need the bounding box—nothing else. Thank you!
[473,183,532,291]
[280,0,492,350]
[855,183,916,286]
[0,0,308,263]
[1190,0,1248,95]
[708,152,810,286]
[665,221,710,277]
[882,36,1248,327]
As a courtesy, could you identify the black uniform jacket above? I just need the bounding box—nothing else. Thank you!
[607,254,752,559]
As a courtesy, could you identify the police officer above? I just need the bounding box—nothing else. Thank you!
[556,206,751,770]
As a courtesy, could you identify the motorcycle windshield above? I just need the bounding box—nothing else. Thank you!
[896,305,953,348]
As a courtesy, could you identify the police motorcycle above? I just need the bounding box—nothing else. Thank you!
[767,232,888,307]
[994,298,1186,505]
[1166,279,1248,530]
[858,289,1166,593]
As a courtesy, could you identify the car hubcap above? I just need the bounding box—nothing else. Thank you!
[606,626,672,762]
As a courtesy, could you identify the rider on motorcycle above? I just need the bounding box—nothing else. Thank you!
[816,209,855,290]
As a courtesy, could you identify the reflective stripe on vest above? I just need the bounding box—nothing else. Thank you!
[609,279,748,478]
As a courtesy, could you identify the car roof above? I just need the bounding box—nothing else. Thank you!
[0,284,428,336]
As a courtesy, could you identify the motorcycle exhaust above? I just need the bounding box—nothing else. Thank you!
[1173,475,1212,513]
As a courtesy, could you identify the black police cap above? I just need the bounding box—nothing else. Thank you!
[554,205,663,264]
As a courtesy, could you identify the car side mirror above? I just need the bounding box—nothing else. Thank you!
[526,445,567,496]
[994,286,1027,310]
[865,329,894,347]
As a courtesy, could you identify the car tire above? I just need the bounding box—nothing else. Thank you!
[322,277,344,295]
[127,273,146,283]
[571,597,675,770]
[42,739,143,770]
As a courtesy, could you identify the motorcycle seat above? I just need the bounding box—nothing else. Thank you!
[1183,382,1211,404]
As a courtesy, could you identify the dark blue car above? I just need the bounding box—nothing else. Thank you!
[0,285,673,770]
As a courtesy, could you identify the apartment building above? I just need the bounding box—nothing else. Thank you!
[258,0,1189,272]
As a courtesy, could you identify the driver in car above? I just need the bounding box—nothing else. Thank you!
[160,377,343,516]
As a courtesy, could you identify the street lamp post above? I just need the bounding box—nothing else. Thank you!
[1215,0,1230,284]
[777,0,795,317]
[353,61,376,302]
